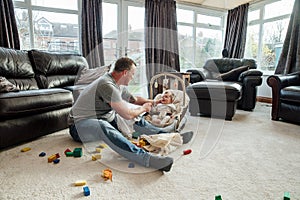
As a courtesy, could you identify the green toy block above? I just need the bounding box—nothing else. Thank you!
[284,192,290,200]
[73,148,82,157]
[215,195,222,200]
[66,152,74,157]
[132,132,142,139]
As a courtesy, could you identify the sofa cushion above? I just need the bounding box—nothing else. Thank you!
[216,65,249,81]
[0,88,73,120]
[281,86,300,104]
[75,65,110,85]
[0,47,39,90]
[187,81,242,101]
[28,50,88,89]
[0,77,19,92]
[204,58,257,74]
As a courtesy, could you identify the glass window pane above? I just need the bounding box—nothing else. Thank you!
[31,0,77,10]
[127,6,145,96]
[103,3,118,37]
[32,11,79,53]
[103,3,118,64]
[177,9,193,23]
[264,0,294,19]
[195,28,222,67]
[197,14,221,26]
[248,9,260,22]
[128,6,144,32]
[261,18,289,71]
[178,25,194,70]
[244,25,259,59]
[15,8,30,49]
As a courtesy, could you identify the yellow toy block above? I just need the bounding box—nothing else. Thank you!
[139,139,147,147]
[74,180,87,186]
[95,148,102,153]
[21,147,31,152]
[98,144,107,148]
[48,154,57,163]
[92,154,101,161]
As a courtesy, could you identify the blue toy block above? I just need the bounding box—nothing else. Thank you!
[128,162,135,168]
[53,158,60,164]
[39,152,46,157]
[83,186,90,196]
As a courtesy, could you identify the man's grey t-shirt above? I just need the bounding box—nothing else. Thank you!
[71,73,134,123]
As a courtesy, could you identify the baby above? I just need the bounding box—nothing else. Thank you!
[148,90,177,127]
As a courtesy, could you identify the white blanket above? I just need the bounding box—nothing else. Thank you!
[140,132,183,156]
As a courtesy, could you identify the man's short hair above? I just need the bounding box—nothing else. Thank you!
[114,57,136,72]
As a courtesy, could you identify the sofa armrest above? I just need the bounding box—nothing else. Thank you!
[186,69,206,83]
[238,69,263,82]
[237,75,263,110]
[267,72,300,89]
[267,72,300,120]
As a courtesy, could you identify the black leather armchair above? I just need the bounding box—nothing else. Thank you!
[187,58,263,111]
[267,72,300,124]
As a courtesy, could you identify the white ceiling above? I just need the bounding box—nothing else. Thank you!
[176,0,257,10]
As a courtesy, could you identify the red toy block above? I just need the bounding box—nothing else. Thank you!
[64,148,72,155]
[183,149,192,155]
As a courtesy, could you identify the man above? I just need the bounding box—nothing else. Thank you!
[69,57,193,172]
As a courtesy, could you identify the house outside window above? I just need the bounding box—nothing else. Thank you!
[13,0,80,54]
[245,0,294,74]
[177,5,225,71]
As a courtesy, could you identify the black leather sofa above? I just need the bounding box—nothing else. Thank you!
[187,58,263,111]
[267,72,300,124]
[0,47,87,149]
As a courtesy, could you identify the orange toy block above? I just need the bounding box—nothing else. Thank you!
[102,168,112,181]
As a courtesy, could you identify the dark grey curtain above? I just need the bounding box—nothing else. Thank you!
[81,0,104,68]
[223,3,249,58]
[0,0,20,49]
[275,0,300,74]
[145,0,180,81]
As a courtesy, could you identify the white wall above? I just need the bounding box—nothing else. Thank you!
[257,75,272,98]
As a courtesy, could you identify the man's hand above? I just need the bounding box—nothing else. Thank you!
[142,102,152,113]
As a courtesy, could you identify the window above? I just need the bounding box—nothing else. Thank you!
[177,6,225,71]
[102,2,118,64]
[13,0,80,53]
[245,0,294,74]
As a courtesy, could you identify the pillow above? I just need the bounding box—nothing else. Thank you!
[75,65,110,85]
[216,65,249,81]
[0,77,19,93]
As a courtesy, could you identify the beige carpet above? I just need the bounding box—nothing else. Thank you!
[1,102,300,200]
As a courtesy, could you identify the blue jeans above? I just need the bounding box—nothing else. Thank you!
[69,118,167,168]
